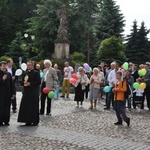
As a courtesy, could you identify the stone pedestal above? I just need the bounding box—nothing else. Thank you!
[54,43,70,59]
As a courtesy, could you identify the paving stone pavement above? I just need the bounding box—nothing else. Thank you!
[0,92,150,150]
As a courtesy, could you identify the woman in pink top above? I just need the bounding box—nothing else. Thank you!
[89,68,101,109]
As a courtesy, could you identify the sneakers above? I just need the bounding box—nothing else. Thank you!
[136,106,142,113]
[114,122,122,125]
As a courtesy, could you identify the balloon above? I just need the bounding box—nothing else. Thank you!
[122,62,129,70]
[48,91,55,99]
[40,72,43,78]
[84,63,90,71]
[72,73,78,80]
[103,86,111,93]
[139,83,146,90]
[87,67,92,73]
[15,69,23,76]
[21,63,27,71]
[141,69,146,76]
[43,87,50,94]
[69,78,77,84]
[133,82,140,89]
[138,70,143,76]
[90,67,92,72]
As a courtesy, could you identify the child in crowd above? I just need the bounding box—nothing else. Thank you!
[113,71,130,126]
[133,78,144,112]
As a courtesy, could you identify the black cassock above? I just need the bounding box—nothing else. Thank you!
[0,70,14,123]
[18,69,41,124]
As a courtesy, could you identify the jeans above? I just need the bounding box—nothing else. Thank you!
[54,81,60,98]
[106,88,114,109]
[145,85,150,109]
[126,97,131,109]
[114,101,129,123]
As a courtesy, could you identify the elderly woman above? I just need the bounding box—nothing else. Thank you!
[74,67,89,107]
[89,68,101,109]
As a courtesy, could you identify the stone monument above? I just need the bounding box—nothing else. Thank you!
[54,4,70,59]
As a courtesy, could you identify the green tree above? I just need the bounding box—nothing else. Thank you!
[96,0,125,41]
[97,36,126,62]
[8,32,27,66]
[69,0,100,63]
[126,21,150,64]
[0,0,41,56]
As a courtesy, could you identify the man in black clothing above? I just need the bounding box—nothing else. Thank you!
[18,61,41,126]
[6,59,17,113]
[0,61,14,126]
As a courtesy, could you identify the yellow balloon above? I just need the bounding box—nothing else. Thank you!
[139,83,146,90]
[141,69,146,76]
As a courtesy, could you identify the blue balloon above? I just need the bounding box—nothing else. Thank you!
[40,72,43,78]
[103,86,111,93]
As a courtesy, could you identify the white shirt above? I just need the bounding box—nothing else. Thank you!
[64,66,74,80]
[108,69,123,86]
[7,67,12,75]
[108,69,117,86]
[44,69,49,81]
[133,89,144,97]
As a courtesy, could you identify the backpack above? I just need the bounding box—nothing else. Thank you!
[122,81,132,99]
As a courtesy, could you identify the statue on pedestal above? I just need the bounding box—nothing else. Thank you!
[53,4,70,59]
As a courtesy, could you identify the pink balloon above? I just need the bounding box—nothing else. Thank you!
[69,78,77,84]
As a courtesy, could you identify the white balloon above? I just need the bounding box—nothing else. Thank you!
[21,63,27,71]
[15,69,23,76]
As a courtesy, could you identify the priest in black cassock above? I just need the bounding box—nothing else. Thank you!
[0,61,14,126]
[18,61,41,126]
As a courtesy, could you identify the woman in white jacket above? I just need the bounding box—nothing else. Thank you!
[74,67,90,107]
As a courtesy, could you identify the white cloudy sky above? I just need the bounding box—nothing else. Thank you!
[116,0,150,38]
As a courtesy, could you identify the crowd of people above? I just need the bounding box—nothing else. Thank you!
[0,58,150,127]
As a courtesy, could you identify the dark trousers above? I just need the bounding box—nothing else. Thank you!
[11,81,17,110]
[106,88,114,109]
[132,93,136,109]
[145,85,150,109]
[141,94,145,109]
[40,82,51,114]
[114,101,129,123]
[85,84,90,99]
[11,97,17,110]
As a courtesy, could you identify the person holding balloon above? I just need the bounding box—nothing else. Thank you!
[61,62,74,98]
[40,60,58,116]
[73,67,89,107]
[124,69,134,110]
[89,68,101,110]
[133,78,144,112]
[104,61,121,110]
